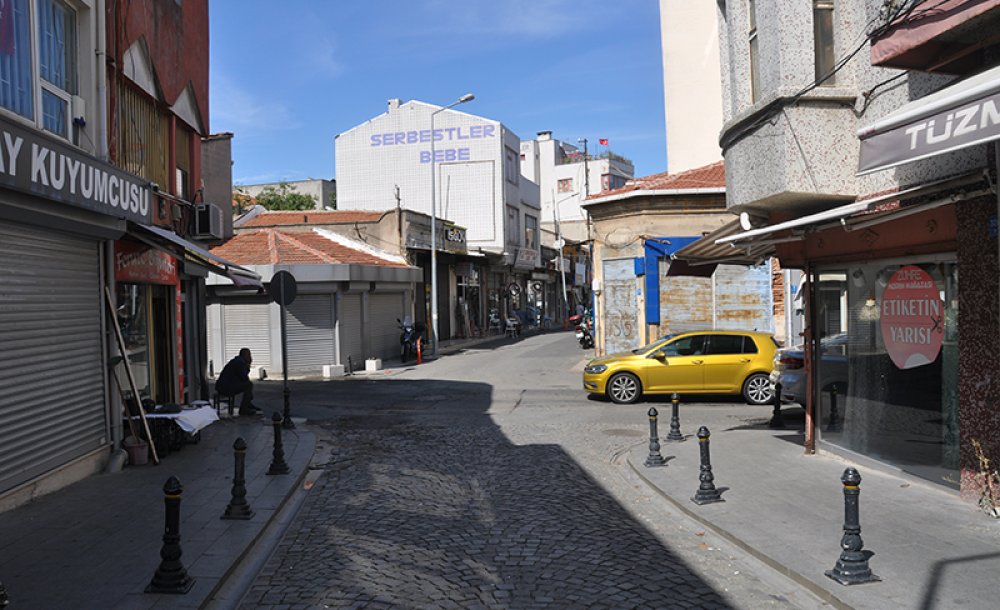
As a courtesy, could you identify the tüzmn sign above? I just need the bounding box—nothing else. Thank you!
[0,114,152,224]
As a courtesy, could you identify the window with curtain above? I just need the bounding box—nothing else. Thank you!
[38,0,77,137]
[814,0,836,85]
[749,0,761,103]
[0,0,35,121]
[175,124,191,199]
[524,214,538,250]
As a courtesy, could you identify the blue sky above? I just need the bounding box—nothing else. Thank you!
[209,0,667,187]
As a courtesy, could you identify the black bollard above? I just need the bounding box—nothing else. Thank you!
[666,393,685,441]
[267,412,290,475]
[222,437,255,520]
[691,426,724,505]
[0,580,9,607]
[282,385,295,430]
[644,408,666,467]
[769,382,786,428]
[146,476,194,594]
[347,355,353,376]
[826,468,880,585]
[827,385,840,432]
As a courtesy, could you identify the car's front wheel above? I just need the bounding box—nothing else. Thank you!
[742,373,772,405]
[608,372,641,404]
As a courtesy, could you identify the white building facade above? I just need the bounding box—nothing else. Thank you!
[519,131,634,241]
[336,99,557,336]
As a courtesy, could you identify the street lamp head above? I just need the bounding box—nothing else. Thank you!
[578,137,587,144]
[458,93,475,104]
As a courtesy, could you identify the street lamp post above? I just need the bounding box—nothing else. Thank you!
[430,93,474,356]
[553,191,577,326]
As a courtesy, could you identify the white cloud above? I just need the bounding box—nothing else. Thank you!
[210,73,301,134]
[423,0,594,38]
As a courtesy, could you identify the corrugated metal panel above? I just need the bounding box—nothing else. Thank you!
[660,258,713,334]
[0,222,106,494]
[602,259,640,354]
[659,260,774,335]
[715,262,774,332]
[223,303,272,370]
[287,295,335,372]
[339,294,363,370]
[369,293,404,361]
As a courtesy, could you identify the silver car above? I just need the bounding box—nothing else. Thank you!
[770,333,849,404]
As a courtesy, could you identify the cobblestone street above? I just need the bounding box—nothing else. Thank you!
[240,334,826,609]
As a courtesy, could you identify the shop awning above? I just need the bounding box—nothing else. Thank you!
[716,171,992,247]
[858,63,1000,174]
[128,223,263,289]
[667,219,776,277]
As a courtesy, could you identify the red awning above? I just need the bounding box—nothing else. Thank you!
[870,0,1000,73]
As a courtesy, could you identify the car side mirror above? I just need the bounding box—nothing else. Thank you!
[651,350,667,361]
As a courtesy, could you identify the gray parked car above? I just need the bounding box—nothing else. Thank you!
[770,333,849,404]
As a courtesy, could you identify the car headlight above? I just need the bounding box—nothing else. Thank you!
[584,364,608,374]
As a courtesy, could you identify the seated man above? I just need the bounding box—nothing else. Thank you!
[216,348,261,416]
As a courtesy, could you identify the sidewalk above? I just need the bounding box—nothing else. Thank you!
[627,405,1000,610]
[0,413,316,609]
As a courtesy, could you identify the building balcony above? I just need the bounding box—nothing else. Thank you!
[720,88,860,214]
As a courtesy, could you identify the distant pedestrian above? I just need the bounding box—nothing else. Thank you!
[216,348,261,417]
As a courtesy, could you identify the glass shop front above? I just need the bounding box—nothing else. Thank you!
[812,255,959,488]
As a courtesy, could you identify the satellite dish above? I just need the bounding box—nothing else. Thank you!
[739,212,754,231]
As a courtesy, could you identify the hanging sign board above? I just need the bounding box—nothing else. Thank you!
[880,265,943,369]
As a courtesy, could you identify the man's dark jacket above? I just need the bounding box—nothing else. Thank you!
[216,356,250,395]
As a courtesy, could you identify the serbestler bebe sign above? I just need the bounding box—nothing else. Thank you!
[880,265,944,369]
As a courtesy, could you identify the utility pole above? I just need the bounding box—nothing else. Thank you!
[578,138,590,197]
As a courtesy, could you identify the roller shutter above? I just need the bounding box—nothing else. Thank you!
[339,294,363,370]
[0,222,106,494]
[223,303,272,370]
[287,294,335,373]
[369,293,404,361]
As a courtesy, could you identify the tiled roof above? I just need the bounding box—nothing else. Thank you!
[592,160,725,199]
[209,229,410,267]
[239,210,385,227]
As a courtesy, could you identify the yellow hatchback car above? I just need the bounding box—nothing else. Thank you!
[583,330,779,405]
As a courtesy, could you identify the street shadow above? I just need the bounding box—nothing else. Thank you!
[918,551,1000,610]
[248,378,739,608]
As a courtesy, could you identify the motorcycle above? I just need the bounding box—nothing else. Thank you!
[569,312,594,349]
[397,318,425,362]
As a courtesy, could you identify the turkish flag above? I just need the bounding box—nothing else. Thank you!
[0,0,14,56]
[599,138,609,146]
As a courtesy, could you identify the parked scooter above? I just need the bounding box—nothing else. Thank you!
[397,318,425,362]
[569,312,594,349]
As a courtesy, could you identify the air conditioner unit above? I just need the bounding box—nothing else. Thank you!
[194,203,224,240]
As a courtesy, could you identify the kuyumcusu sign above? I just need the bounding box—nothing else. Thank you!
[0,114,153,224]
[880,265,944,370]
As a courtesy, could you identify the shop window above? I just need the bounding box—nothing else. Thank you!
[0,0,80,139]
[116,283,152,402]
[815,261,959,488]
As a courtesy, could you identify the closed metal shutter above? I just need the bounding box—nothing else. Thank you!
[0,222,105,494]
[369,293,404,360]
[287,294,335,373]
[339,294,363,370]
[223,303,272,370]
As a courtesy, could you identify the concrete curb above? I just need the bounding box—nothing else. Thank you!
[626,452,854,610]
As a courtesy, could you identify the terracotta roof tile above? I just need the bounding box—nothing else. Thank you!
[592,160,725,199]
[209,229,410,267]
[240,210,384,227]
